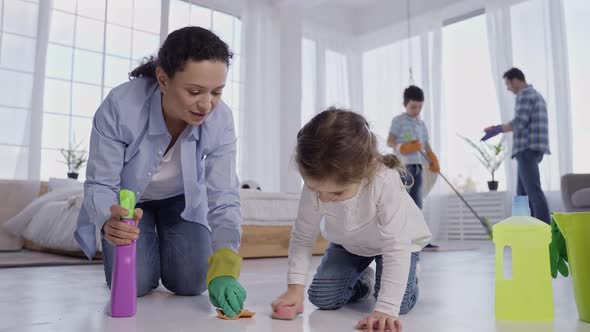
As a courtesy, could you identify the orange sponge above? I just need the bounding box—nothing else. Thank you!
[215,308,256,320]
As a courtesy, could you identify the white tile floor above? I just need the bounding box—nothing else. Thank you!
[0,243,587,332]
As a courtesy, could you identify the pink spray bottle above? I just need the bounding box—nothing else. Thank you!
[110,189,137,317]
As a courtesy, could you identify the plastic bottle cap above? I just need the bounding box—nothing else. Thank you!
[512,196,531,217]
[119,189,136,219]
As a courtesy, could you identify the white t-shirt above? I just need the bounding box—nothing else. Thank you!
[287,166,432,317]
[140,137,184,202]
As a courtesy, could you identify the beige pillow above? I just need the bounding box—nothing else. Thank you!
[572,188,590,208]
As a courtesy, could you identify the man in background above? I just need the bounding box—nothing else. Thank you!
[482,67,550,224]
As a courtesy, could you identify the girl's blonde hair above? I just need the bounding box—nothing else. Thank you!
[296,107,405,184]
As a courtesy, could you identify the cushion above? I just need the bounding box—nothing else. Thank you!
[572,188,590,208]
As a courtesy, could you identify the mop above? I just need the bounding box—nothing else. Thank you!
[403,134,493,239]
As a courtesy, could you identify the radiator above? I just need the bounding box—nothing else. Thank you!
[424,191,511,241]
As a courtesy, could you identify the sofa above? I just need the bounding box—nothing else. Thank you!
[1,179,328,258]
[561,173,590,212]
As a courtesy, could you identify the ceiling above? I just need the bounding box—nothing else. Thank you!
[273,0,467,35]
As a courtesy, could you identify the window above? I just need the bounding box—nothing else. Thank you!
[42,0,161,180]
[510,0,560,190]
[442,13,505,192]
[362,36,422,151]
[564,0,590,173]
[169,0,242,174]
[0,0,39,179]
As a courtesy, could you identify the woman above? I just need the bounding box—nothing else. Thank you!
[75,27,245,318]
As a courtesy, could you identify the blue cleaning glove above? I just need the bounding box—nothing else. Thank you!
[481,125,503,141]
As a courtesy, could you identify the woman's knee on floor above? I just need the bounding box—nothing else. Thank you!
[163,279,207,296]
[137,275,159,297]
[161,266,207,296]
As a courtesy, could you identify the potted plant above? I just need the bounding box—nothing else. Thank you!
[459,135,506,191]
[60,142,88,180]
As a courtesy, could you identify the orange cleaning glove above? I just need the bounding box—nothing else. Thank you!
[427,151,440,173]
[399,140,423,155]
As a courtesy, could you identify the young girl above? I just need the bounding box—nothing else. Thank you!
[272,108,432,331]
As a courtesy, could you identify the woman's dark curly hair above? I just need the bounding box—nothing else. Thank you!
[129,26,233,79]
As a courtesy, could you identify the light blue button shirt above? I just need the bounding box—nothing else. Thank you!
[74,77,242,259]
[389,113,429,165]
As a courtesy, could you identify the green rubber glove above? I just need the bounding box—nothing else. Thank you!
[207,248,246,318]
[208,276,247,318]
[549,216,569,278]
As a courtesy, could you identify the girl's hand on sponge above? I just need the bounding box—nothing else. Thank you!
[272,284,304,312]
[356,311,402,332]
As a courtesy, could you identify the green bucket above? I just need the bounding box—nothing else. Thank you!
[553,212,590,322]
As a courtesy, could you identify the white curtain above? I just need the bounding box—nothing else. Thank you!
[563,0,590,173]
[302,24,355,118]
[420,19,447,244]
[485,0,516,193]
[500,0,573,191]
[277,5,303,193]
[324,49,351,108]
[545,0,573,176]
[301,38,317,125]
[362,36,423,150]
[240,0,282,192]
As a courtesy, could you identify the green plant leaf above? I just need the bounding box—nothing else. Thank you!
[458,134,506,178]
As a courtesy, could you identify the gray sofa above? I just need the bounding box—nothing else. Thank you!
[561,174,590,212]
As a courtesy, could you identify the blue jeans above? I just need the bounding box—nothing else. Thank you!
[102,194,212,297]
[516,149,550,224]
[402,164,423,209]
[308,243,420,315]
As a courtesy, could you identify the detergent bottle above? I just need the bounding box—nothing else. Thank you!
[493,196,553,321]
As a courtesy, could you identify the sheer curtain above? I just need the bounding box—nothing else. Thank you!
[508,0,572,191]
[420,20,447,244]
[301,25,354,123]
[300,38,317,125]
[240,0,282,192]
[324,48,350,109]
[362,36,423,150]
[563,0,590,173]
[485,0,516,192]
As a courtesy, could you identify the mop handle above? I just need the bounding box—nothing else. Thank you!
[418,150,492,236]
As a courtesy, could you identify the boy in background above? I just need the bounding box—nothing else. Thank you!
[388,85,439,249]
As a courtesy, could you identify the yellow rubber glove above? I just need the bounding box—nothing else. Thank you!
[207,248,242,285]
